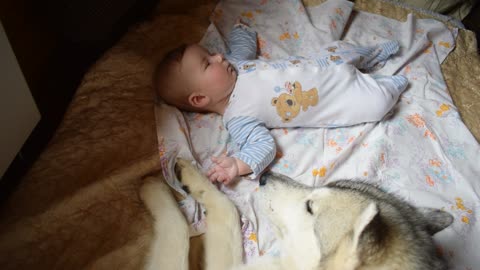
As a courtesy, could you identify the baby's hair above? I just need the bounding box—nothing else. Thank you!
[153,44,204,111]
[152,44,187,96]
[153,43,214,113]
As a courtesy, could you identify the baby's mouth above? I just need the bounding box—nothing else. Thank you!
[228,63,236,75]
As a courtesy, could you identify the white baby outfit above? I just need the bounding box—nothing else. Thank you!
[223,33,408,176]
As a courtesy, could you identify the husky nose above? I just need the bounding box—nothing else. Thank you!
[259,174,268,186]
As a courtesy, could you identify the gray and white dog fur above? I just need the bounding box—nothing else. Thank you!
[140,159,453,270]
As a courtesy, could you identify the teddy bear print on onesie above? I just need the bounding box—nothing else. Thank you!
[270,81,319,123]
[223,60,407,129]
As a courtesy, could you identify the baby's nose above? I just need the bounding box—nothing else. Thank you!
[211,53,224,63]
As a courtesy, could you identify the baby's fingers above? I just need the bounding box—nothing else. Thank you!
[207,168,215,178]
[208,171,220,182]
[210,171,228,183]
[208,163,223,172]
[207,166,220,180]
[217,174,228,183]
[222,177,233,185]
[207,166,216,176]
[211,156,225,166]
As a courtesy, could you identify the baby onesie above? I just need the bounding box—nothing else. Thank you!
[223,25,407,177]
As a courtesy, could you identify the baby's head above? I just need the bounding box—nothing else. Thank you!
[153,44,237,113]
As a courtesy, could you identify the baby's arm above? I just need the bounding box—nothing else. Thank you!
[226,22,258,62]
[208,117,276,184]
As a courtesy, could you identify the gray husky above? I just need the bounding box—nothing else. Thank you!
[141,159,453,270]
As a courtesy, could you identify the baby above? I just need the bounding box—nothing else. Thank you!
[154,23,408,184]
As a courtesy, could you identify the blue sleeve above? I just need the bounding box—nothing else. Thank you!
[226,116,276,178]
[226,24,258,62]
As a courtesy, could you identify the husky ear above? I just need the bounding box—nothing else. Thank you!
[334,203,383,269]
[352,203,379,250]
[417,208,454,235]
[351,202,390,262]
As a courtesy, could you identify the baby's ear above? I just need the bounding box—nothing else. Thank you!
[271,98,278,106]
[189,93,210,108]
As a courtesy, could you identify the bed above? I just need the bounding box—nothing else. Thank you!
[0,0,478,269]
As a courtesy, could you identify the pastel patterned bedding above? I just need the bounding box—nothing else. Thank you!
[155,0,480,268]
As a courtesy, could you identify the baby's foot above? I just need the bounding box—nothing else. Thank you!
[375,40,400,63]
[363,41,400,72]
[374,74,408,94]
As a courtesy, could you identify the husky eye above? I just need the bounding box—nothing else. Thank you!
[306,200,313,215]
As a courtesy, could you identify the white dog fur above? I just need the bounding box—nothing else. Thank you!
[141,159,452,270]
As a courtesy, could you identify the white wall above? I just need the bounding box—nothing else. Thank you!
[0,21,40,178]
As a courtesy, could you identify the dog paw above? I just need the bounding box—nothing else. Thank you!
[175,159,198,182]
[140,176,171,209]
[175,159,208,186]
[183,185,206,201]
[175,158,214,203]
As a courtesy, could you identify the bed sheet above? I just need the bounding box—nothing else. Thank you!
[155,0,480,268]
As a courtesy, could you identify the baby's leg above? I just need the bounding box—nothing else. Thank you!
[354,73,408,123]
[227,23,258,62]
[353,41,400,71]
[329,65,408,125]
[373,74,409,94]
[317,40,400,71]
[363,74,408,121]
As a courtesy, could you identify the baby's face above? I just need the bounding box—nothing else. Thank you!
[181,44,237,104]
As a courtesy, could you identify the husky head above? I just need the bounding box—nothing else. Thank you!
[256,172,453,270]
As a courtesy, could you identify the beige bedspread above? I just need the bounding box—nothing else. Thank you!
[0,0,478,269]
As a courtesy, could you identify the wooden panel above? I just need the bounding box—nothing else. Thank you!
[0,22,40,178]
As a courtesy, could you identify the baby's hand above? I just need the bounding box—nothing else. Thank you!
[207,156,239,185]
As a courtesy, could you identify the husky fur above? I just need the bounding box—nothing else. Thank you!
[140,159,453,270]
